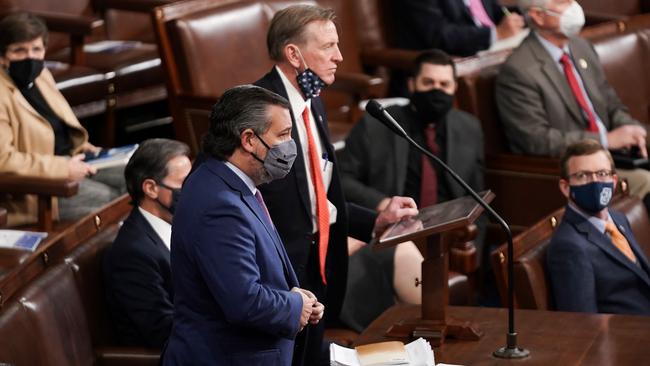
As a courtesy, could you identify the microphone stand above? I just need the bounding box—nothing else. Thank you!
[371,102,529,358]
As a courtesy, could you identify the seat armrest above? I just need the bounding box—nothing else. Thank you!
[99,0,176,13]
[95,347,160,366]
[0,175,78,197]
[360,47,421,71]
[31,12,104,37]
[0,208,6,227]
[328,71,384,97]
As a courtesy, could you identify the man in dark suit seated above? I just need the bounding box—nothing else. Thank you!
[164,85,322,365]
[103,138,191,349]
[394,0,525,57]
[548,139,650,315]
[496,0,650,199]
[338,50,485,330]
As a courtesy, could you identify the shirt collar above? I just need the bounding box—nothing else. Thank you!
[534,32,570,63]
[137,206,172,250]
[275,65,311,113]
[567,201,611,234]
[224,160,257,195]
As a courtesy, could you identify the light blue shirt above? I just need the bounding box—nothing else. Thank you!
[225,160,257,195]
[567,201,610,234]
[535,33,609,147]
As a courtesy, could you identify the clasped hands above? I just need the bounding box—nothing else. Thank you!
[292,287,324,331]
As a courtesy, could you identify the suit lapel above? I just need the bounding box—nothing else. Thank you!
[567,209,650,289]
[441,113,466,199]
[528,36,584,124]
[266,69,312,220]
[569,42,608,127]
[133,208,170,256]
[210,159,298,286]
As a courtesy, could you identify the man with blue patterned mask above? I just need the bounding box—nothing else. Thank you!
[547,139,650,316]
[255,5,418,366]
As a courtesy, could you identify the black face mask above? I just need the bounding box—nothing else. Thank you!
[410,88,454,123]
[156,182,181,215]
[8,58,44,88]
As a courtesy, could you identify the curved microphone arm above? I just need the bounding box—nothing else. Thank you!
[365,100,528,358]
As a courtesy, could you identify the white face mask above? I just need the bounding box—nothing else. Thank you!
[546,1,585,38]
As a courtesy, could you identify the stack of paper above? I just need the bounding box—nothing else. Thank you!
[330,338,435,366]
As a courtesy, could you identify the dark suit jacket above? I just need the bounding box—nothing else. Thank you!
[548,206,650,315]
[496,33,639,156]
[394,0,504,57]
[163,158,303,366]
[103,207,173,349]
[339,105,484,210]
[254,68,376,319]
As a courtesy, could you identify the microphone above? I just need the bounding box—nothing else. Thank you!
[365,100,529,359]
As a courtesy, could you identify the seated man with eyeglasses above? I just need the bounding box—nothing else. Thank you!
[547,139,650,315]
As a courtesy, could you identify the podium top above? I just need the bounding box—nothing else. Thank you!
[375,190,494,249]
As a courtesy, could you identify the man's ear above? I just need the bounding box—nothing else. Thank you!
[142,178,159,200]
[559,178,571,199]
[240,128,257,154]
[283,44,302,69]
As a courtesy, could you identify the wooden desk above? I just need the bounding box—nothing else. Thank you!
[355,304,650,365]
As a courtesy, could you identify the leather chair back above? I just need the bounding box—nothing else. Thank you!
[0,264,96,365]
[153,0,273,155]
[491,208,560,310]
[65,225,121,348]
[593,31,650,125]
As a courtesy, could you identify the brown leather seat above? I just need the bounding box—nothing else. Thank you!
[0,195,159,365]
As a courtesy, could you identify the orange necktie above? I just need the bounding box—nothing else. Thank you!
[302,106,330,284]
[605,221,637,263]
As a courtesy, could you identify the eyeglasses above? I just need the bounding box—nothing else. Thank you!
[567,170,614,183]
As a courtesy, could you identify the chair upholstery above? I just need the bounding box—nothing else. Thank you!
[0,196,160,366]
[592,23,650,126]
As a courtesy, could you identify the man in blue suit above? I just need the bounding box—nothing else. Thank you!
[103,138,191,349]
[548,139,650,315]
[163,85,323,365]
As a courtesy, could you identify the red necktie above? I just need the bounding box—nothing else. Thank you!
[468,0,495,27]
[302,106,330,285]
[559,53,599,133]
[420,125,439,208]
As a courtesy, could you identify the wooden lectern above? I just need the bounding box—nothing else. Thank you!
[374,190,494,347]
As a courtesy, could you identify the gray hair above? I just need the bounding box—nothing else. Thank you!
[202,85,290,160]
[266,4,337,61]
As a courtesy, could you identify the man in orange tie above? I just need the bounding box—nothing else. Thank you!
[254,5,417,366]
[548,139,650,315]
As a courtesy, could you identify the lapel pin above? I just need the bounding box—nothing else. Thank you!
[318,116,323,123]
[579,58,588,69]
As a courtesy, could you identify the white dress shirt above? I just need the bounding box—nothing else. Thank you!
[138,206,172,250]
[275,66,338,232]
